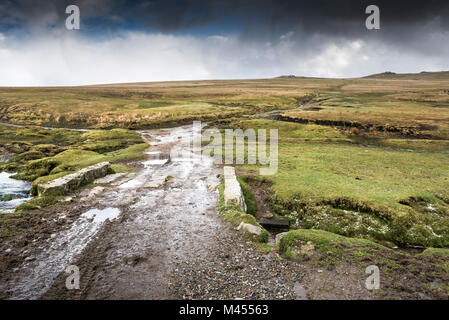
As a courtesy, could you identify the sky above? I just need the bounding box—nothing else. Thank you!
[0,0,448,86]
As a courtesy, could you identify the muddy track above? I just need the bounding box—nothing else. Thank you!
[1,124,309,300]
[2,126,218,298]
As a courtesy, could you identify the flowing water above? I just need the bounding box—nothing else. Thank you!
[0,172,32,213]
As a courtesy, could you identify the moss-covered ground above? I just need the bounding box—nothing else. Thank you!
[0,125,146,212]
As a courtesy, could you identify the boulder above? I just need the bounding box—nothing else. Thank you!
[236,222,262,236]
[61,196,73,203]
[223,166,247,212]
[38,162,110,196]
[208,185,217,192]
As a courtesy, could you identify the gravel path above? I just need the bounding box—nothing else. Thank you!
[169,230,306,300]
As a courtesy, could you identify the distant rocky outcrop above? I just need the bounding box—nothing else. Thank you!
[364,71,449,80]
[278,75,297,78]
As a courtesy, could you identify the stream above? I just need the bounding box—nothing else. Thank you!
[0,172,32,214]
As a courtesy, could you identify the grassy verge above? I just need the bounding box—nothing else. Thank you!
[228,119,449,247]
[279,229,391,265]
[15,192,63,212]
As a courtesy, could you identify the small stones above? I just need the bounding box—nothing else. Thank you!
[300,241,315,256]
[418,292,431,300]
[261,212,274,219]
[168,228,300,300]
[143,175,168,188]
[429,281,441,288]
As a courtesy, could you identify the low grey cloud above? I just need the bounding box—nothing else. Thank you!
[0,29,447,86]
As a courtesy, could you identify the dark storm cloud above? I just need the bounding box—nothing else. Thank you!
[109,0,449,34]
[123,0,449,55]
[1,0,448,36]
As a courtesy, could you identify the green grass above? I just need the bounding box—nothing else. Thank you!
[0,81,315,129]
[15,193,62,212]
[278,229,389,263]
[232,119,449,247]
[109,163,133,174]
[282,90,449,140]
[277,228,449,296]
[78,129,143,153]
[418,248,449,257]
